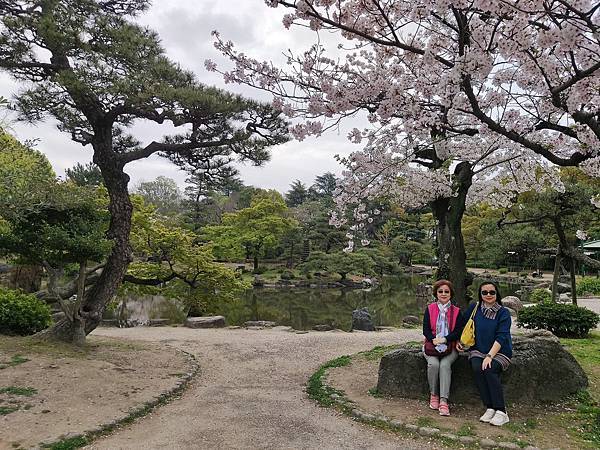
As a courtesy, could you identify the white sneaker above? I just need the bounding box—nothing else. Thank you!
[479,408,496,422]
[490,410,510,426]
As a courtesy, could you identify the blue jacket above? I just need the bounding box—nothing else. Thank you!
[464,302,513,358]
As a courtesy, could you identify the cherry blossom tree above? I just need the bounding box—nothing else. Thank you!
[209,0,600,304]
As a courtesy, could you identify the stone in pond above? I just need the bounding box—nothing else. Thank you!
[351,307,374,331]
[185,316,226,328]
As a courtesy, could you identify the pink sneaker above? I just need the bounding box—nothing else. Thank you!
[439,402,450,416]
[429,394,440,410]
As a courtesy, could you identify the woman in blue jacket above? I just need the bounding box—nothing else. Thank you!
[458,281,512,426]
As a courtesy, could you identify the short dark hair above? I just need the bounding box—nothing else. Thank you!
[433,279,454,300]
[477,281,503,306]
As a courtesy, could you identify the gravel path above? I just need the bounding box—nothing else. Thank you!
[85,327,441,450]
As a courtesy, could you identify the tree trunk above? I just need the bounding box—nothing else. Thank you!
[38,143,133,342]
[569,257,578,306]
[9,265,43,292]
[253,255,259,271]
[430,162,473,308]
[551,248,561,303]
[287,241,295,269]
[303,239,311,260]
[72,261,87,346]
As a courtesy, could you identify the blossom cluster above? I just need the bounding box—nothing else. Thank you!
[209,1,600,247]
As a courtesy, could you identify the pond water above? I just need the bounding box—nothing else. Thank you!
[106,275,523,331]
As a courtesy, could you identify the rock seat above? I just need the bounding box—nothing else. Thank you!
[377,329,587,404]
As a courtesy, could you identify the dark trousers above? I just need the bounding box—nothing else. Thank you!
[470,357,506,412]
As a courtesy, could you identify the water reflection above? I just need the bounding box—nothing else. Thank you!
[216,275,429,330]
[104,294,187,325]
[106,275,524,330]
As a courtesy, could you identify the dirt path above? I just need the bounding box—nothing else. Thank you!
[86,327,442,450]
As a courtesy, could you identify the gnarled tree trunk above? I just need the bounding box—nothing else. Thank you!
[37,145,133,342]
[431,162,473,308]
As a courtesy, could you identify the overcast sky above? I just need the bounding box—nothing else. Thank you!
[0,0,361,194]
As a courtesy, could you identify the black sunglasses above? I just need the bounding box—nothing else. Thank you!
[481,290,496,296]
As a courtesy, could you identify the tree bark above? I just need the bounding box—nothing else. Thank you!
[37,140,133,342]
[569,257,578,306]
[431,162,473,308]
[551,247,561,303]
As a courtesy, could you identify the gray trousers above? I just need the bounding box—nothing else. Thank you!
[423,349,459,399]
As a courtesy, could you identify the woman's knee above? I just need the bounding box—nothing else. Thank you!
[427,359,440,369]
[439,357,455,369]
[470,358,483,373]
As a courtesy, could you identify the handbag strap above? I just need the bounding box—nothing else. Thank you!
[468,303,477,320]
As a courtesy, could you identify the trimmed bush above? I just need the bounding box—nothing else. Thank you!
[280,270,295,280]
[0,287,52,335]
[498,268,508,274]
[577,277,600,296]
[529,288,552,303]
[518,302,600,338]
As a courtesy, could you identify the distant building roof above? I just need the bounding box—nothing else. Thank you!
[582,240,600,250]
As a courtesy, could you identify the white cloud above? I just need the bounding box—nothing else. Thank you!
[0,0,358,194]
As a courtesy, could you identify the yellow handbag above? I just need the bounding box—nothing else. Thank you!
[460,304,477,347]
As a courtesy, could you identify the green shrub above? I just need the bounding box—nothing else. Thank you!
[0,288,52,336]
[529,288,552,303]
[498,268,508,274]
[280,270,295,280]
[519,271,529,277]
[252,266,267,275]
[518,302,600,338]
[577,277,600,296]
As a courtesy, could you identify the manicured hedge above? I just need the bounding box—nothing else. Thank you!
[518,302,599,338]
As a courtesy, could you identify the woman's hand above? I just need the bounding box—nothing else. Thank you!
[456,342,464,351]
[482,355,493,370]
[432,337,446,345]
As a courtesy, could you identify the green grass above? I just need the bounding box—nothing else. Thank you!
[504,417,537,434]
[561,332,600,447]
[0,405,19,415]
[416,416,436,427]
[367,387,383,398]
[0,386,38,396]
[456,423,476,436]
[306,355,351,407]
[0,355,30,370]
[561,333,600,368]
[43,436,88,450]
[357,345,399,361]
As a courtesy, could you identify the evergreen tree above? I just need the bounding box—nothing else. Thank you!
[65,162,103,187]
[285,180,308,207]
[0,0,288,341]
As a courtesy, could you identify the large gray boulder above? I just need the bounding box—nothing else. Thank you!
[185,316,226,328]
[351,307,375,331]
[377,330,587,404]
[502,296,523,313]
